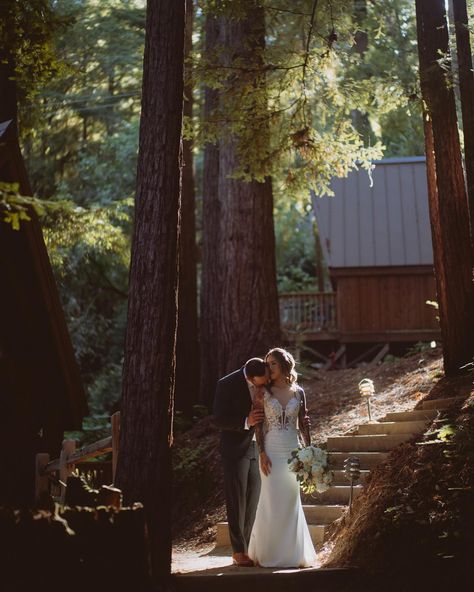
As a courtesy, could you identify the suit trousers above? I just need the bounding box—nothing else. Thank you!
[222,441,261,554]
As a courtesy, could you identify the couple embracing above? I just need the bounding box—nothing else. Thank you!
[213,347,317,568]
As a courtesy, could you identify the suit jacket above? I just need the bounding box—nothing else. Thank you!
[213,367,255,460]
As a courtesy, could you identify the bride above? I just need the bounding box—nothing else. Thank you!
[248,347,317,568]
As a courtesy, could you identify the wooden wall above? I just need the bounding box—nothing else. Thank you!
[334,266,439,339]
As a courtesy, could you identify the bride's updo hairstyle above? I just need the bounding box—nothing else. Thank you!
[266,347,298,385]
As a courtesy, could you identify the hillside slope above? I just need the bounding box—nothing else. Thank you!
[323,368,473,591]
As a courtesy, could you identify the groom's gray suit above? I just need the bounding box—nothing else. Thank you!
[213,367,261,553]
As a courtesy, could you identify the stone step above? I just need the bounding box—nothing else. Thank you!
[383,409,438,422]
[308,523,327,545]
[302,504,346,524]
[327,433,412,452]
[173,568,359,592]
[357,420,429,435]
[308,486,363,505]
[215,521,327,548]
[332,469,370,485]
[420,395,467,410]
[328,451,388,469]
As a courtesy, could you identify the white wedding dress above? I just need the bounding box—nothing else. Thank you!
[248,389,317,568]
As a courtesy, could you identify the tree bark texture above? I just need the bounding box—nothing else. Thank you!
[115,0,185,587]
[351,0,371,142]
[199,12,222,407]
[415,0,474,375]
[175,0,199,414]
[452,0,474,243]
[215,2,280,378]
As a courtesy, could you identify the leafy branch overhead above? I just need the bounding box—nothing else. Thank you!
[192,0,421,195]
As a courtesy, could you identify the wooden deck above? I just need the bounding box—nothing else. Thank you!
[279,291,440,343]
[279,292,337,337]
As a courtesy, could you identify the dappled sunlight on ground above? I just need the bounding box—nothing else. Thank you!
[172,544,325,574]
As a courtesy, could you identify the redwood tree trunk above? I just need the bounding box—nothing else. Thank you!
[199,12,222,407]
[351,0,371,142]
[115,0,185,586]
[215,2,280,377]
[175,0,199,414]
[415,0,474,375]
[452,0,474,242]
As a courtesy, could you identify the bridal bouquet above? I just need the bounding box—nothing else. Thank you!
[287,445,333,494]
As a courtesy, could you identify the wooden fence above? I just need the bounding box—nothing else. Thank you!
[279,291,337,333]
[35,411,120,505]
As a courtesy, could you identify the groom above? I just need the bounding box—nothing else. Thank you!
[213,358,269,567]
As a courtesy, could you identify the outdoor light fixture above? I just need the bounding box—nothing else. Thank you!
[343,456,361,511]
[358,378,375,421]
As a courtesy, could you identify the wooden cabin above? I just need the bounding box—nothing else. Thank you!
[0,119,88,505]
[280,157,440,361]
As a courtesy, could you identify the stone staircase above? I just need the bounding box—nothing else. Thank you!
[215,397,464,550]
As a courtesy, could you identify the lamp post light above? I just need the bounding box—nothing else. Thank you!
[358,378,375,421]
[343,456,361,512]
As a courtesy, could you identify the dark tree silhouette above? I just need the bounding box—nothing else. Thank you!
[0,3,87,504]
[115,0,185,586]
[452,0,474,243]
[415,0,474,375]
[175,0,199,414]
[199,11,221,407]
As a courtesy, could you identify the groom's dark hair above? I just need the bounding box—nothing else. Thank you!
[244,357,267,378]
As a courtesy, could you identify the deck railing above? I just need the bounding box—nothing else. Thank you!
[279,291,337,333]
[35,411,120,504]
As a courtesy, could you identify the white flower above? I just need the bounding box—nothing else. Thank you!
[289,446,332,494]
[311,463,324,477]
[311,447,327,463]
[315,481,330,493]
[298,447,314,463]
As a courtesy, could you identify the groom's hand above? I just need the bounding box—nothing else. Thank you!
[302,414,311,429]
[248,408,264,426]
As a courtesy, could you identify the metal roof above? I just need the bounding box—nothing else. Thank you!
[311,157,434,268]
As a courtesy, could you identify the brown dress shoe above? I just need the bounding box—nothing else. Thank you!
[232,552,254,567]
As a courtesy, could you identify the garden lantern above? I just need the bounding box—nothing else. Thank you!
[343,456,361,511]
[358,378,375,421]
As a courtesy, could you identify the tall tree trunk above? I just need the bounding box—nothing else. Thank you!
[415,0,474,375]
[115,0,185,587]
[215,2,280,377]
[351,0,371,142]
[452,0,474,242]
[175,0,199,414]
[313,219,325,292]
[199,12,221,407]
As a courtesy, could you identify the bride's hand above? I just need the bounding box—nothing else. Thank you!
[260,452,272,476]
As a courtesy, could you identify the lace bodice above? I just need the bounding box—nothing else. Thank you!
[264,389,301,432]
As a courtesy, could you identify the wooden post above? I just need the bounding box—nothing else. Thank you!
[35,453,50,505]
[59,439,76,504]
[370,343,389,366]
[111,411,120,484]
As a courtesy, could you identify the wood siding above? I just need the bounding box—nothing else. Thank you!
[336,268,439,336]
